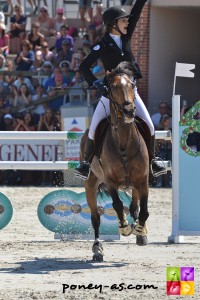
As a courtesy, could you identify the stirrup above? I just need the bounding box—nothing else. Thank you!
[151,157,167,177]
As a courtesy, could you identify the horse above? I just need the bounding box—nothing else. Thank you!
[79,62,150,261]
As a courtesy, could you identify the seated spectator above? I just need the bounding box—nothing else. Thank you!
[26,22,45,52]
[14,111,36,131]
[40,61,54,86]
[0,95,11,120]
[54,25,74,53]
[53,8,68,35]
[31,50,43,70]
[151,101,171,129]
[41,41,54,64]
[13,82,31,110]
[14,39,34,71]
[54,39,73,67]
[69,70,87,102]
[46,72,68,110]
[0,23,9,56]
[13,76,34,95]
[82,39,91,56]
[70,48,85,72]
[0,67,9,97]
[43,66,61,90]
[87,23,103,45]
[36,6,54,37]
[32,84,47,123]
[4,60,15,85]
[59,60,71,84]
[1,113,15,131]
[9,5,26,38]
[37,107,54,131]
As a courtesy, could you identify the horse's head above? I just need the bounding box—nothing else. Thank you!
[107,62,136,123]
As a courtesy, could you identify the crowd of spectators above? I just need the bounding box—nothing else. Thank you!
[0,3,105,186]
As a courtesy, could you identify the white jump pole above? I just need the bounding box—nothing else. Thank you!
[0,130,171,140]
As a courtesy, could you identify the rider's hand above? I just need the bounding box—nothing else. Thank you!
[93,79,108,97]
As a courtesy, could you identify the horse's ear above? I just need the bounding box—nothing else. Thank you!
[106,70,112,80]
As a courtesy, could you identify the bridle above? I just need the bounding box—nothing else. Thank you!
[108,73,136,127]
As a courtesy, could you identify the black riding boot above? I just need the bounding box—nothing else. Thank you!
[150,134,167,177]
[75,137,94,179]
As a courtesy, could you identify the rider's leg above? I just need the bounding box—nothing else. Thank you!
[75,96,110,179]
[134,85,167,177]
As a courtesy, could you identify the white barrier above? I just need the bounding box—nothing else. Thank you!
[0,130,172,170]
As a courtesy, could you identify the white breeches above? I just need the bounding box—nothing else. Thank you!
[88,85,155,140]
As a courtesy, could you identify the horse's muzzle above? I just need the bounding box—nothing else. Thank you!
[122,102,136,122]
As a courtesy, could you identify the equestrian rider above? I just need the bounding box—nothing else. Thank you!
[75,0,167,179]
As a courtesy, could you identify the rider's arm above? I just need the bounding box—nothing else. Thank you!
[126,0,148,40]
[79,42,105,86]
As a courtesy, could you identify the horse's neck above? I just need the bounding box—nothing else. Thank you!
[110,113,137,151]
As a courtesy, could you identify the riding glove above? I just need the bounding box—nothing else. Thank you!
[93,79,108,97]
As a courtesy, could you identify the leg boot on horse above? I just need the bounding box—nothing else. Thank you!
[149,134,167,177]
[75,137,94,180]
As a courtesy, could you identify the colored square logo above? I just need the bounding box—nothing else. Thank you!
[181,267,194,281]
[166,267,180,281]
[167,281,180,295]
[166,267,194,296]
[181,281,194,295]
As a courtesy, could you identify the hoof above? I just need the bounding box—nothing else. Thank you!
[93,253,103,261]
[136,235,148,246]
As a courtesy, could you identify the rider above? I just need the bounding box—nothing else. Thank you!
[75,0,167,179]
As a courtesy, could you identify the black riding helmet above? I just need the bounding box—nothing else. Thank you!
[103,7,132,26]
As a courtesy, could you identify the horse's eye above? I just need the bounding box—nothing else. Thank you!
[110,84,116,90]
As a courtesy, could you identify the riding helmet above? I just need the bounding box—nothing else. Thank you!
[103,7,132,26]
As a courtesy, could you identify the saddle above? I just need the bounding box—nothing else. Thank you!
[93,117,151,158]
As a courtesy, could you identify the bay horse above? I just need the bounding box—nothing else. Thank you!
[79,62,150,261]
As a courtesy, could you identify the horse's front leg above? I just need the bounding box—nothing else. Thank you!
[85,175,104,261]
[129,187,140,222]
[132,180,149,246]
[110,189,132,236]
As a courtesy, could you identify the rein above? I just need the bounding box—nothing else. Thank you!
[105,73,141,188]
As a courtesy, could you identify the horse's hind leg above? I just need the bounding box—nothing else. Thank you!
[110,189,132,236]
[85,175,103,261]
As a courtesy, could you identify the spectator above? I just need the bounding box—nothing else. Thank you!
[13,82,31,109]
[41,41,54,64]
[4,59,15,85]
[46,72,68,110]
[87,22,103,45]
[92,4,103,32]
[26,22,45,52]
[70,48,85,72]
[13,76,34,95]
[36,6,54,37]
[14,111,36,131]
[43,66,61,90]
[1,113,15,130]
[79,0,93,29]
[0,53,6,71]
[53,8,68,34]
[40,60,54,86]
[14,39,34,71]
[0,23,9,56]
[82,39,91,56]
[0,11,5,24]
[9,4,26,38]
[151,101,170,129]
[54,39,73,67]
[59,60,71,84]
[0,95,10,120]
[54,25,74,53]
[69,70,87,102]
[31,84,47,123]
